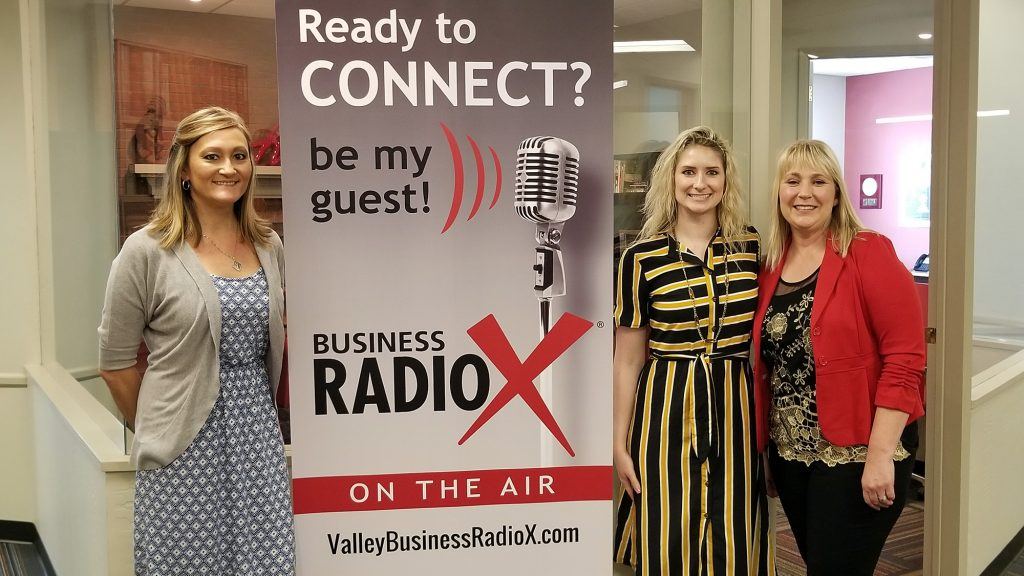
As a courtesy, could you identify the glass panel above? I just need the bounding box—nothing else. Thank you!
[969,5,1024,568]
[613,0,702,267]
[781,0,933,571]
[112,6,282,244]
[973,0,1024,370]
[44,0,117,375]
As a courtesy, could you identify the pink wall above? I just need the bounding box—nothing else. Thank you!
[845,67,932,269]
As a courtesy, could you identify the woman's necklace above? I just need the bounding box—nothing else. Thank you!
[202,232,242,271]
[676,236,730,348]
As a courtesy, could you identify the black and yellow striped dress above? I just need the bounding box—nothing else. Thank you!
[614,229,774,575]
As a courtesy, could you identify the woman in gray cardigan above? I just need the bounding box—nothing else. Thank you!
[99,107,294,575]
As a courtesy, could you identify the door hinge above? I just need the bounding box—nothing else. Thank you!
[926,327,937,344]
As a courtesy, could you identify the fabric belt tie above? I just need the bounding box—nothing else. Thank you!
[651,350,748,462]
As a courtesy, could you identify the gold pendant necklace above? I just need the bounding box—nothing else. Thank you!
[203,233,242,271]
[676,236,730,348]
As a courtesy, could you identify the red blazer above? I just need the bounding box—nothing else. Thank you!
[752,231,925,452]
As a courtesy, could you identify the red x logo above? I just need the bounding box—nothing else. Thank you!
[458,312,593,456]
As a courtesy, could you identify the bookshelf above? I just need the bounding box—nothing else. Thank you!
[613,150,660,266]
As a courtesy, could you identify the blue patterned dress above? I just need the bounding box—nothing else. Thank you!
[134,269,295,575]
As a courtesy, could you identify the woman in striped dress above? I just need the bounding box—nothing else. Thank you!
[613,126,774,575]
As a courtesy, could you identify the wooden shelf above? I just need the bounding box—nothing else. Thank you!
[131,164,282,177]
[118,194,158,203]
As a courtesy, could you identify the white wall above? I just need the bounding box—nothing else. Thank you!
[0,0,40,524]
[810,73,845,168]
[968,351,1024,574]
[29,365,133,576]
[973,341,1018,375]
[974,0,1024,326]
[31,379,111,575]
[0,388,36,522]
[81,376,120,417]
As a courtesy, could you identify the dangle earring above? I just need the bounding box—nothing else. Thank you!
[182,179,191,192]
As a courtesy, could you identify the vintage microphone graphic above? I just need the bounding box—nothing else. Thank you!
[514,136,580,466]
[514,136,580,335]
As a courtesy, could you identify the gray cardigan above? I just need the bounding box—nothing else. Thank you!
[98,226,286,470]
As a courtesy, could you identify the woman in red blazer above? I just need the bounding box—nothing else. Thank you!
[752,140,925,575]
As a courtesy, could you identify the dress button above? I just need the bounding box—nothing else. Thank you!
[812,327,821,336]
[819,357,829,367]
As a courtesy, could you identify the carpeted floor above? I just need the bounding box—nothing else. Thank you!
[775,501,925,576]
[611,500,927,576]
[0,540,48,576]
[776,500,1024,576]
[999,537,1024,573]
[1004,546,1024,576]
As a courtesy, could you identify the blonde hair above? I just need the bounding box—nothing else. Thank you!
[148,106,272,249]
[763,139,865,269]
[638,126,748,247]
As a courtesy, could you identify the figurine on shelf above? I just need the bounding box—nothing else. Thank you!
[252,125,281,166]
[132,96,165,164]
[127,96,165,195]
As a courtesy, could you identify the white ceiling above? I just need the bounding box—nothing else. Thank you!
[614,0,700,28]
[812,55,933,77]
[117,0,276,20]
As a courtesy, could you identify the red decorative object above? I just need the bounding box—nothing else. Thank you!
[859,174,883,209]
[252,125,281,166]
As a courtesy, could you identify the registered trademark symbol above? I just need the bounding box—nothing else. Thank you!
[596,321,605,328]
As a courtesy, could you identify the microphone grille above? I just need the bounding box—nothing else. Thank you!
[514,137,580,223]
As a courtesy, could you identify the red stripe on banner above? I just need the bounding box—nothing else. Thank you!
[488,146,502,209]
[466,135,485,221]
[439,122,464,234]
[292,465,613,514]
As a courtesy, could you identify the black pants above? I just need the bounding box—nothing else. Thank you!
[769,422,918,576]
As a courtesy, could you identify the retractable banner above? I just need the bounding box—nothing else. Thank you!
[275,1,612,572]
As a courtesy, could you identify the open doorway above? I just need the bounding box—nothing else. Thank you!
[779,54,935,576]
[809,55,932,277]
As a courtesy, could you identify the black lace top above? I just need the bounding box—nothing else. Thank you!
[761,269,909,466]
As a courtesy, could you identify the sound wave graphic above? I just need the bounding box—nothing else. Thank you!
[440,122,503,234]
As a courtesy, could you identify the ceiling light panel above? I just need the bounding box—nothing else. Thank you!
[613,40,694,53]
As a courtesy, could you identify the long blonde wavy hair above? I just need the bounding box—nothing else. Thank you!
[763,140,865,269]
[638,126,748,247]
[148,106,273,249]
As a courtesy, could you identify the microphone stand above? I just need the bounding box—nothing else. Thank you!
[533,221,566,467]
